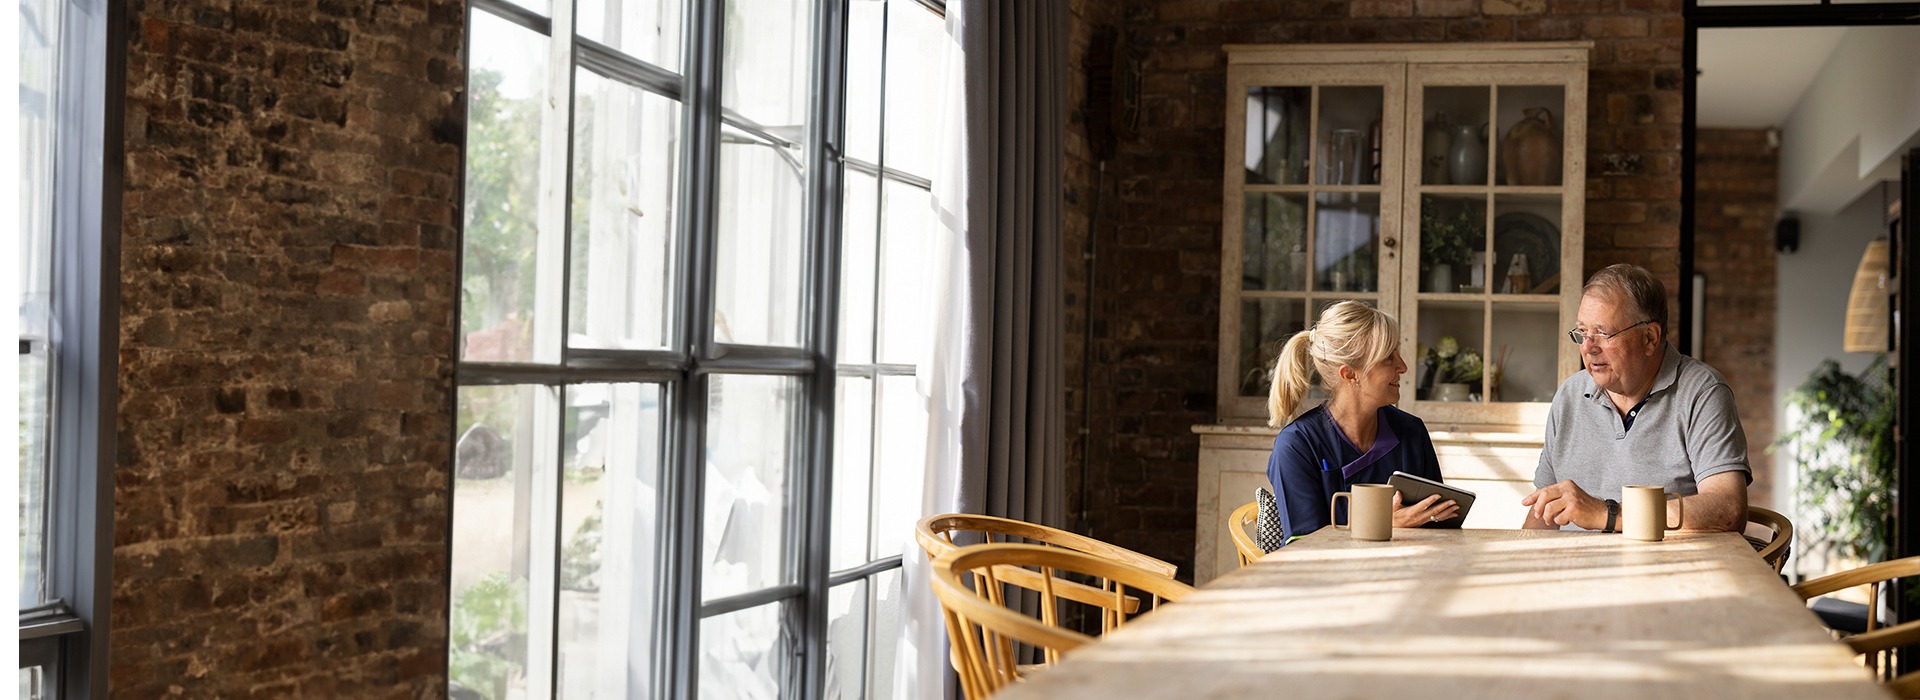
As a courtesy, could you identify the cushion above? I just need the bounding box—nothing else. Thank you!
[1255,487,1285,553]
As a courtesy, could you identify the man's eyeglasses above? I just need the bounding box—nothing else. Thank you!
[1566,320,1651,346]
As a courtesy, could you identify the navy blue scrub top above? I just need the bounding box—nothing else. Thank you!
[1265,403,1444,543]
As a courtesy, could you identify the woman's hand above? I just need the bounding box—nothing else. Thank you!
[1391,492,1460,528]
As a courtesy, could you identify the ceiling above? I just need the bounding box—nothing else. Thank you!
[1697,27,1846,129]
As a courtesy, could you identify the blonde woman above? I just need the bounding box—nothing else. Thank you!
[1265,301,1457,542]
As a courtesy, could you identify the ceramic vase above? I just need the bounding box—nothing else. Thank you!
[1446,122,1488,186]
[1501,107,1561,186]
[1426,265,1454,294]
[1431,382,1471,402]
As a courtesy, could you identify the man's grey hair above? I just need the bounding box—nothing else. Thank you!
[1582,263,1667,331]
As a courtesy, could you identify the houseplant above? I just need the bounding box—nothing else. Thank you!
[1775,357,1894,572]
[1421,337,1483,401]
[1420,207,1478,292]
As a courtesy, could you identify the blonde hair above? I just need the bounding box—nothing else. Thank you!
[1266,301,1401,428]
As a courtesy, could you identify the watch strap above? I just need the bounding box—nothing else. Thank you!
[1604,499,1619,533]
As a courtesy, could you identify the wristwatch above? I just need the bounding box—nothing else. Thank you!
[1603,499,1620,533]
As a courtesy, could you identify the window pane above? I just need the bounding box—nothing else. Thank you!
[832,377,875,570]
[839,171,879,364]
[570,69,681,351]
[451,385,542,699]
[714,128,805,347]
[871,376,926,560]
[699,602,792,700]
[864,569,905,700]
[844,0,884,164]
[463,11,550,363]
[703,375,799,600]
[878,181,933,365]
[19,0,58,334]
[721,0,811,133]
[881,0,946,178]
[825,581,870,700]
[576,0,685,73]
[19,0,61,610]
[559,384,664,699]
[18,341,50,608]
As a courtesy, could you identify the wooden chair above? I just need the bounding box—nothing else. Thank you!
[1745,506,1794,573]
[1794,556,1920,681]
[1229,500,1263,567]
[916,514,1176,629]
[930,543,1196,699]
[1841,622,1920,698]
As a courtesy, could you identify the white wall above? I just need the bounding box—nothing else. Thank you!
[1778,27,1920,214]
[1772,184,1890,510]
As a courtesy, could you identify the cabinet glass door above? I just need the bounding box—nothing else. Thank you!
[1410,78,1571,407]
[1235,81,1390,402]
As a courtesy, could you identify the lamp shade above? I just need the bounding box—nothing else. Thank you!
[1843,238,1890,353]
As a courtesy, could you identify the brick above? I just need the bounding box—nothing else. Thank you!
[115,0,456,694]
[1063,0,1690,574]
[1482,0,1546,15]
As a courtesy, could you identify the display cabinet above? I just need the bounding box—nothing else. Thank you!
[1198,43,1591,583]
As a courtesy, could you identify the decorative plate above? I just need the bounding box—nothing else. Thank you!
[1493,212,1561,293]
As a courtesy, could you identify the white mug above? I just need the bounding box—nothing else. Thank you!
[1331,483,1395,541]
[1622,485,1684,542]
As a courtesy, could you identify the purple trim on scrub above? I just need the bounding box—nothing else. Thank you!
[1340,409,1401,480]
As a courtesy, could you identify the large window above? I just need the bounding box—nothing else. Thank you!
[18,0,118,697]
[450,0,946,697]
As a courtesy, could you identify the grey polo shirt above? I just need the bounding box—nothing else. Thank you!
[1535,345,1751,501]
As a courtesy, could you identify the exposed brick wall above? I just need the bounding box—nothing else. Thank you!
[115,0,462,695]
[1694,128,1778,506]
[1065,0,1125,535]
[1064,0,1688,577]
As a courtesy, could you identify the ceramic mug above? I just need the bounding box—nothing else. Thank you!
[1622,485,1684,541]
[1331,483,1395,541]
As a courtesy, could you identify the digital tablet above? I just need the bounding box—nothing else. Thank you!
[1389,471,1476,528]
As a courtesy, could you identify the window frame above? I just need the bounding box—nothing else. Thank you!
[454,0,953,697]
[17,0,125,697]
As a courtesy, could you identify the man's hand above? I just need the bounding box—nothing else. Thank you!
[1391,492,1460,528]
[1521,480,1607,530]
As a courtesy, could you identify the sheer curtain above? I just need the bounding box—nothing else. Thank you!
[895,0,1069,697]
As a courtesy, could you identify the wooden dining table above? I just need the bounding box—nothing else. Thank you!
[994,527,1893,699]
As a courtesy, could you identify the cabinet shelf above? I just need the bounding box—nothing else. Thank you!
[1414,293,1560,306]
[1419,185,1565,196]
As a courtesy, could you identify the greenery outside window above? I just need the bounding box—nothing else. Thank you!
[450,0,946,697]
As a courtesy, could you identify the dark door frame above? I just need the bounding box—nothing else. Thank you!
[1682,0,1920,675]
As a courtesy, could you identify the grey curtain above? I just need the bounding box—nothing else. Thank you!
[900,4,1069,696]
[947,0,1067,528]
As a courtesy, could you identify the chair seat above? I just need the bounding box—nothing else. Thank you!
[1810,597,1872,635]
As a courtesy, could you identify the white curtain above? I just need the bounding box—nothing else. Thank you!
[895,0,1069,697]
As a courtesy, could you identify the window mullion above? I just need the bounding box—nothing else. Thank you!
[660,0,725,696]
[532,1,576,368]
[526,0,578,694]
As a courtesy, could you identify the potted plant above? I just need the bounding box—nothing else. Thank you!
[1776,357,1894,576]
[1420,337,1483,401]
[1420,207,1478,292]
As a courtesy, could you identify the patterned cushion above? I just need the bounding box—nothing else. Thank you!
[1255,487,1285,552]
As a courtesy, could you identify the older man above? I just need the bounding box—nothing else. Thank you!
[1522,264,1750,532]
